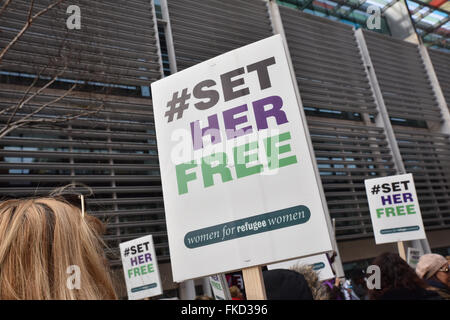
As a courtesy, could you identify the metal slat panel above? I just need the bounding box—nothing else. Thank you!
[307,120,397,239]
[393,127,450,228]
[0,0,162,86]
[428,48,450,108]
[0,84,168,262]
[279,7,377,116]
[363,30,441,122]
[167,0,273,70]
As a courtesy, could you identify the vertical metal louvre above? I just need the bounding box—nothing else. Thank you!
[0,0,168,267]
[394,129,450,229]
[279,6,396,240]
[166,0,273,71]
[279,7,378,115]
[362,30,450,231]
[363,30,441,122]
[428,48,450,108]
[308,120,397,239]
[0,0,161,85]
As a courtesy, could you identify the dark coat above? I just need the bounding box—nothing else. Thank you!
[263,269,314,300]
[378,287,443,300]
[426,279,450,300]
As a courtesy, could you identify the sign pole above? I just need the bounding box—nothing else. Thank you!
[242,266,267,300]
[397,241,407,260]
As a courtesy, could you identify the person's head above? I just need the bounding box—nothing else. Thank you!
[263,269,313,300]
[368,252,427,300]
[416,254,449,288]
[229,285,243,299]
[195,295,213,300]
[0,197,117,299]
[290,264,330,300]
[350,269,366,286]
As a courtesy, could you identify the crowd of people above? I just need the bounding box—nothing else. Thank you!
[0,193,448,300]
[246,252,450,300]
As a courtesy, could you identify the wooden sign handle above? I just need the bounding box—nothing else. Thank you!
[242,266,267,300]
[397,241,406,261]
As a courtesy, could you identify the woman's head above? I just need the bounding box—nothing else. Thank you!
[416,254,449,288]
[368,252,427,300]
[0,197,117,300]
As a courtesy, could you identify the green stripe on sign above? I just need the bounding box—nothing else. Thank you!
[131,283,157,293]
[380,225,420,235]
[184,205,311,249]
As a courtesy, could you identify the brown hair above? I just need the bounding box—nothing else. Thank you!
[368,252,427,300]
[0,197,117,300]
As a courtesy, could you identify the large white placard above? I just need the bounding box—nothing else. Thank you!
[119,235,163,300]
[365,173,426,244]
[151,34,333,282]
[267,254,334,281]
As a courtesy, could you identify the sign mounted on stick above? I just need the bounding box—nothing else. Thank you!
[209,274,231,300]
[151,34,333,282]
[365,173,426,244]
[407,247,423,269]
[119,235,163,300]
[267,253,334,281]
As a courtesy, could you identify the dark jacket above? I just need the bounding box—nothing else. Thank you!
[263,269,314,300]
[378,287,443,300]
[426,279,450,300]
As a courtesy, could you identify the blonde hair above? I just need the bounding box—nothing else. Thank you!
[0,197,117,300]
[290,264,330,300]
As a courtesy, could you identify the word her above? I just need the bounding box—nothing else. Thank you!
[130,253,152,266]
[190,95,288,150]
[176,131,297,195]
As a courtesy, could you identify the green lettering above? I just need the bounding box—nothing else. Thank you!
[376,208,384,218]
[264,132,297,170]
[201,152,233,188]
[234,141,263,178]
[176,161,197,195]
[396,205,405,216]
[406,204,416,215]
[385,207,395,217]
[141,265,147,275]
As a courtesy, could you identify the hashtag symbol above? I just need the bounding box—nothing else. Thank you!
[371,184,381,195]
[165,88,191,123]
[124,248,130,257]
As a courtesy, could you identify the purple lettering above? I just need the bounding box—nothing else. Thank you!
[402,192,413,203]
[381,195,392,206]
[130,256,138,266]
[190,114,221,150]
[253,96,288,131]
[223,104,252,140]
